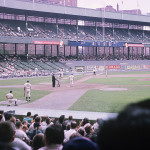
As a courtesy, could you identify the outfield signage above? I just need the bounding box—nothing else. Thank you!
[34,41,64,45]
[75,66,85,72]
[143,65,150,69]
[106,65,121,69]
[126,65,141,70]
[68,41,124,47]
[125,43,144,47]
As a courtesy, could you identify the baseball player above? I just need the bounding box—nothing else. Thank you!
[69,74,74,87]
[24,80,31,102]
[6,91,18,106]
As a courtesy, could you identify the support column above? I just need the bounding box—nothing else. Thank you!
[96,47,98,60]
[113,47,115,59]
[25,44,28,62]
[112,23,114,40]
[3,43,5,56]
[76,46,79,60]
[76,20,78,39]
[128,47,130,60]
[15,43,17,56]
[70,46,71,56]
[35,44,36,56]
[64,45,66,58]
[51,45,52,57]
[104,47,106,59]
[57,45,59,57]
[56,18,58,38]
[25,14,28,35]
[44,45,46,57]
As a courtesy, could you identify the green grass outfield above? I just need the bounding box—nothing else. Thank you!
[69,76,150,113]
[0,75,83,102]
[0,73,150,113]
[0,88,51,103]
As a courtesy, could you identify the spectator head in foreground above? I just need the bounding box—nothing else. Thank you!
[39,124,64,150]
[0,121,15,144]
[32,133,45,150]
[63,137,99,150]
[97,98,150,150]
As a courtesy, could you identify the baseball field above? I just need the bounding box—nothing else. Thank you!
[0,71,150,113]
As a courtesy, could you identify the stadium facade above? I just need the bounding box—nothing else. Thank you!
[0,0,150,75]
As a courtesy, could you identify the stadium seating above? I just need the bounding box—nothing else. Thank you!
[1,19,150,43]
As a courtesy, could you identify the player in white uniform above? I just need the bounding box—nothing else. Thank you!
[69,74,74,87]
[24,80,31,102]
[6,91,17,106]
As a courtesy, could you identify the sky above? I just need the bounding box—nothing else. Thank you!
[78,0,150,14]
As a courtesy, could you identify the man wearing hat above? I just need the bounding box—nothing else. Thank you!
[6,91,18,106]
[24,80,31,102]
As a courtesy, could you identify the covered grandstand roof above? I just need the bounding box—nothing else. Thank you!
[1,0,150,26]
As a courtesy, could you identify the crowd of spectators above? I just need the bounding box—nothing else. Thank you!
[0,55,70,78]
[1,19,150,43]
[1,98,150,149]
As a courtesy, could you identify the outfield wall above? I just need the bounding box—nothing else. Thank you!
[65,60,150,73]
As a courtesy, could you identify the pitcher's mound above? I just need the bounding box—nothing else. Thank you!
[100,88,128,91]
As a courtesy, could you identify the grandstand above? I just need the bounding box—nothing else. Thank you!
[0,1,149,77]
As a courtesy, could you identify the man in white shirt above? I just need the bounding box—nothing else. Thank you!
[69,74,74,87]
[6,91,17,106]
[15,121,30,144]
[64,121,77,143]
[24,80,31,102]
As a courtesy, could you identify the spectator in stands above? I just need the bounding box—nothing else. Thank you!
[41,117,54,133]
[32,133,45,150]
[92,118,104,133]
[56,115,66,130]
[0,121,31,150]
[97,98,150,150]
[28,116,41,131]
[82,117,90,126]
[0,110,5,122]
[27,122,42,142]
[15,121,30,144]
[6,90,18,106]
[0,121,15,149]
[63,137,99,150]
[64,121,77,143]
[24,80,31,102]
[23,112,33,125]
[77,127,85,136]
[69,132,82,140]
[10,116,17,130]
[22,125,29,134]
[39,124,64,150]
[32,114,39,123]
[64,115,73,126]
[84,124,94,139]
[0,114,3,122]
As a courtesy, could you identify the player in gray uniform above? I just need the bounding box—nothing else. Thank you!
[6,91,17,106]
[24,80,31,102]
